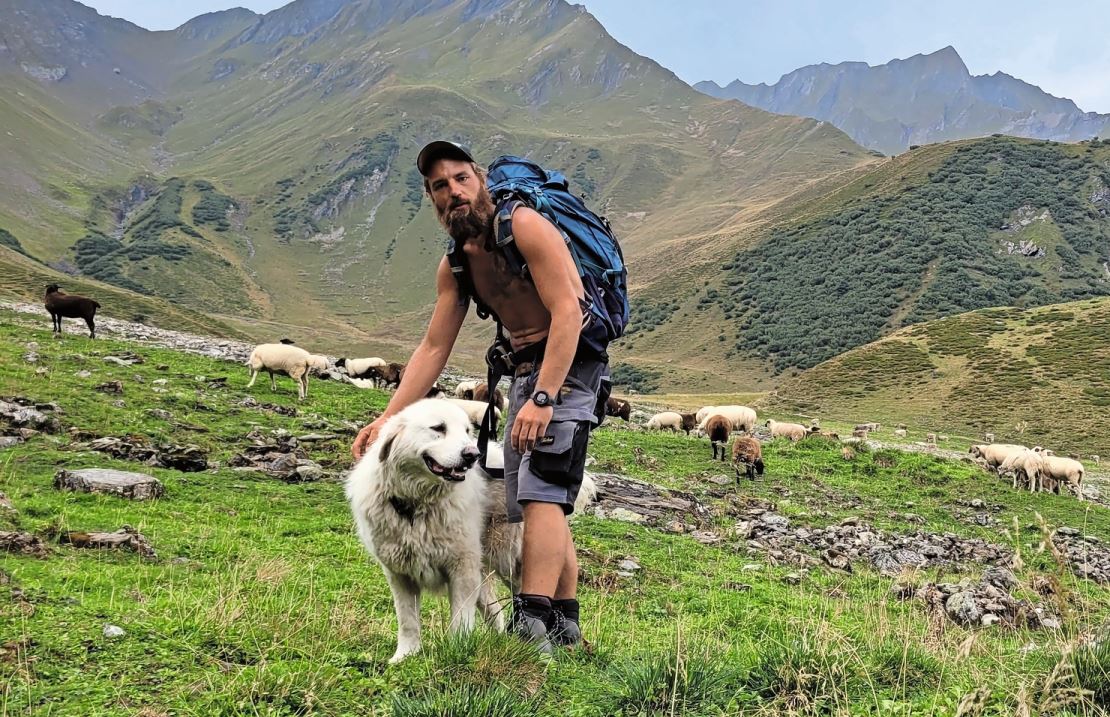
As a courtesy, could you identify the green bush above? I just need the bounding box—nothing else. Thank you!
[611,363,662,393]
[720,138,1110,372]
[0,228,27,257]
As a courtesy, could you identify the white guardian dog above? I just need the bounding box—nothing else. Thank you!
[347,398,596,663]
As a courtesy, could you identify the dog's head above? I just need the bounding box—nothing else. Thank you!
[377,399,480,482]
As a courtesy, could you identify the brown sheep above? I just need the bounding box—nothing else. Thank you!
[366,362,406,389]
[44,284,100,338]
[731,436,764,483]
[680,413,697,434]
[472,382,506,411]
[605,397,631,421]
[706,415,732,461]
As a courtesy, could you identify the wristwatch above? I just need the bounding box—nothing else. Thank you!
[530,390,552,407]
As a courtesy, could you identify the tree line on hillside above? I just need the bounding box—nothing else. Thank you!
[717,138,1110,372]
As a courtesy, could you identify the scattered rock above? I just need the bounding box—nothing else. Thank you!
[94,380,123,394]
[783,572,803,585]
[0,531,48,558]
[690,530,721,545]
[60,526,155,558]
[590,473,711,526]
[75,370,92,378]
[1,398,62,433]
[617,559,640,572]
[54,468,164,501]
[0,436,22,449]
[23,351,38,363]
[0,492,12,511]
[605,507,646,523]
[945,591,983,626]
[228,435,326,481]
[145,409,173,421]
[103,624,126,638]
[238,396,297,416]
[77,436,209,472]
[296,433,338,443]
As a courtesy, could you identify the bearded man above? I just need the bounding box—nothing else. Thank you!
[352,141,606,652]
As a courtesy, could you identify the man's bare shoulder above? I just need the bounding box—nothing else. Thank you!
[509,205,557,234]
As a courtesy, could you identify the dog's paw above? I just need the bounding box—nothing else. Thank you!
[388,643,420,664]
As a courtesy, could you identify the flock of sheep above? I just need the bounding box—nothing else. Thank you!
[969,443,1088,501]
[40,288,1096,503]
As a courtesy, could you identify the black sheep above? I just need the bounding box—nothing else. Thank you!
[44,284,100,338]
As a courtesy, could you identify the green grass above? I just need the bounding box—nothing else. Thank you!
[2,310,1110,715]
[771,297,1110,456]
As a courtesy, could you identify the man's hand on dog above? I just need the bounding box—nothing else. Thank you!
[511,402,554,454]
[352,416,388,460]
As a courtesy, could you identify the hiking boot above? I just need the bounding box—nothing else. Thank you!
[510,595,553,655]
[548,605,582,647]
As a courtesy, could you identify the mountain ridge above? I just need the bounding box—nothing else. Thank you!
[696,46,1110,155]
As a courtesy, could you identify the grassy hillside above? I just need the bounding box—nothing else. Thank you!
[769,297,1110,457]
[2,309,1110,715]
[0,247,249,339]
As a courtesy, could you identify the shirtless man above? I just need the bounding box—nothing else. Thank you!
[351,141,605,651]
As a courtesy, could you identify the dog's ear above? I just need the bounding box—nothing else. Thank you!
[378,426,401,462]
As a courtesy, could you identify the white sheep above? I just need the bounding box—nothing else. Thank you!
[1091,454,1100,465]
[442,398,501,429]
[893,428,907,438]
[697,405,758,433]
[306,354,332,376]
[984,432,995,443]
[647,411,684,432]
[969,444,1028,474]
[246,344,312,400]
[999,449,1046,492]
[766,419,808,442]
[1041,456,1085,500]
[454,380,479,399]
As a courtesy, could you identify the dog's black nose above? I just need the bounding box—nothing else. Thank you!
[460,445,480,467]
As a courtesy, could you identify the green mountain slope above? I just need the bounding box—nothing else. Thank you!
[682,137,1110,373]
[769,297,1110,456]
[0,0,875,362]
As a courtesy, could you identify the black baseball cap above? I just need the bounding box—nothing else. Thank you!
[416,140,475,176]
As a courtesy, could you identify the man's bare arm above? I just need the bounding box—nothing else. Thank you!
[508,207,584,452]
[352,257,467,458]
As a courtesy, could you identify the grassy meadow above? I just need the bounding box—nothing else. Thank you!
[1,309,1109,716]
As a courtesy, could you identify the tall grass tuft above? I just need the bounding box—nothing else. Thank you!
[600,649,744,715]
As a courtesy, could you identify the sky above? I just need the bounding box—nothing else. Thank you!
[84,0,1110,113]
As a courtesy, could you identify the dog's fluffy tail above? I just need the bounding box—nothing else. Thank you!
[574,473,599,515]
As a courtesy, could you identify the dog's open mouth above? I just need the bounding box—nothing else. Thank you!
[423,454,467,481]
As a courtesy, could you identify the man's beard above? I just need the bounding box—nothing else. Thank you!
[439,187,494,244]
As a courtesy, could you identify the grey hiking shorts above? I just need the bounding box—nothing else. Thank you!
[502,357,607,523]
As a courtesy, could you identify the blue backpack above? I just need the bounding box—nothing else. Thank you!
[446,155,630,357]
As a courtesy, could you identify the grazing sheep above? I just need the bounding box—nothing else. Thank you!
[1032,446,1056,457]
[454,380,479,400]
[279,338,296,345]
[246,343,312,400]
[44,284,100,338]
[306,354,332,376]
[925,433,937,445]
[442,398,500,430]
[705,415,732,461]
[646,411,684,432]
[425,384,448,399]
[336,357,388,386]
[938,434,949,442]
[969,444,1028,474]
[697,405,758,434]
[896,423,908,430]
[806,430,840,441]
[605,397,631,421]
[472,383,507,412]
[732,436,764,482]
[680,413,697,434]
[984,432,995,443]
[854,422,881,433]
[852,428,869,439]
[766,419,808,442]
[810,418,821,429]
[1092,455,1100,465]
[365,362,406,390]
[999,450,1046,492]
[893,428,907,438]
[1041,456,1085,500]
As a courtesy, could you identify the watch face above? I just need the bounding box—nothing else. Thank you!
[532,390,550,406]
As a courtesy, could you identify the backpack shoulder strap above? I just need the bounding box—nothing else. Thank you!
[446,238,495,320]
[493,198,532,280]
